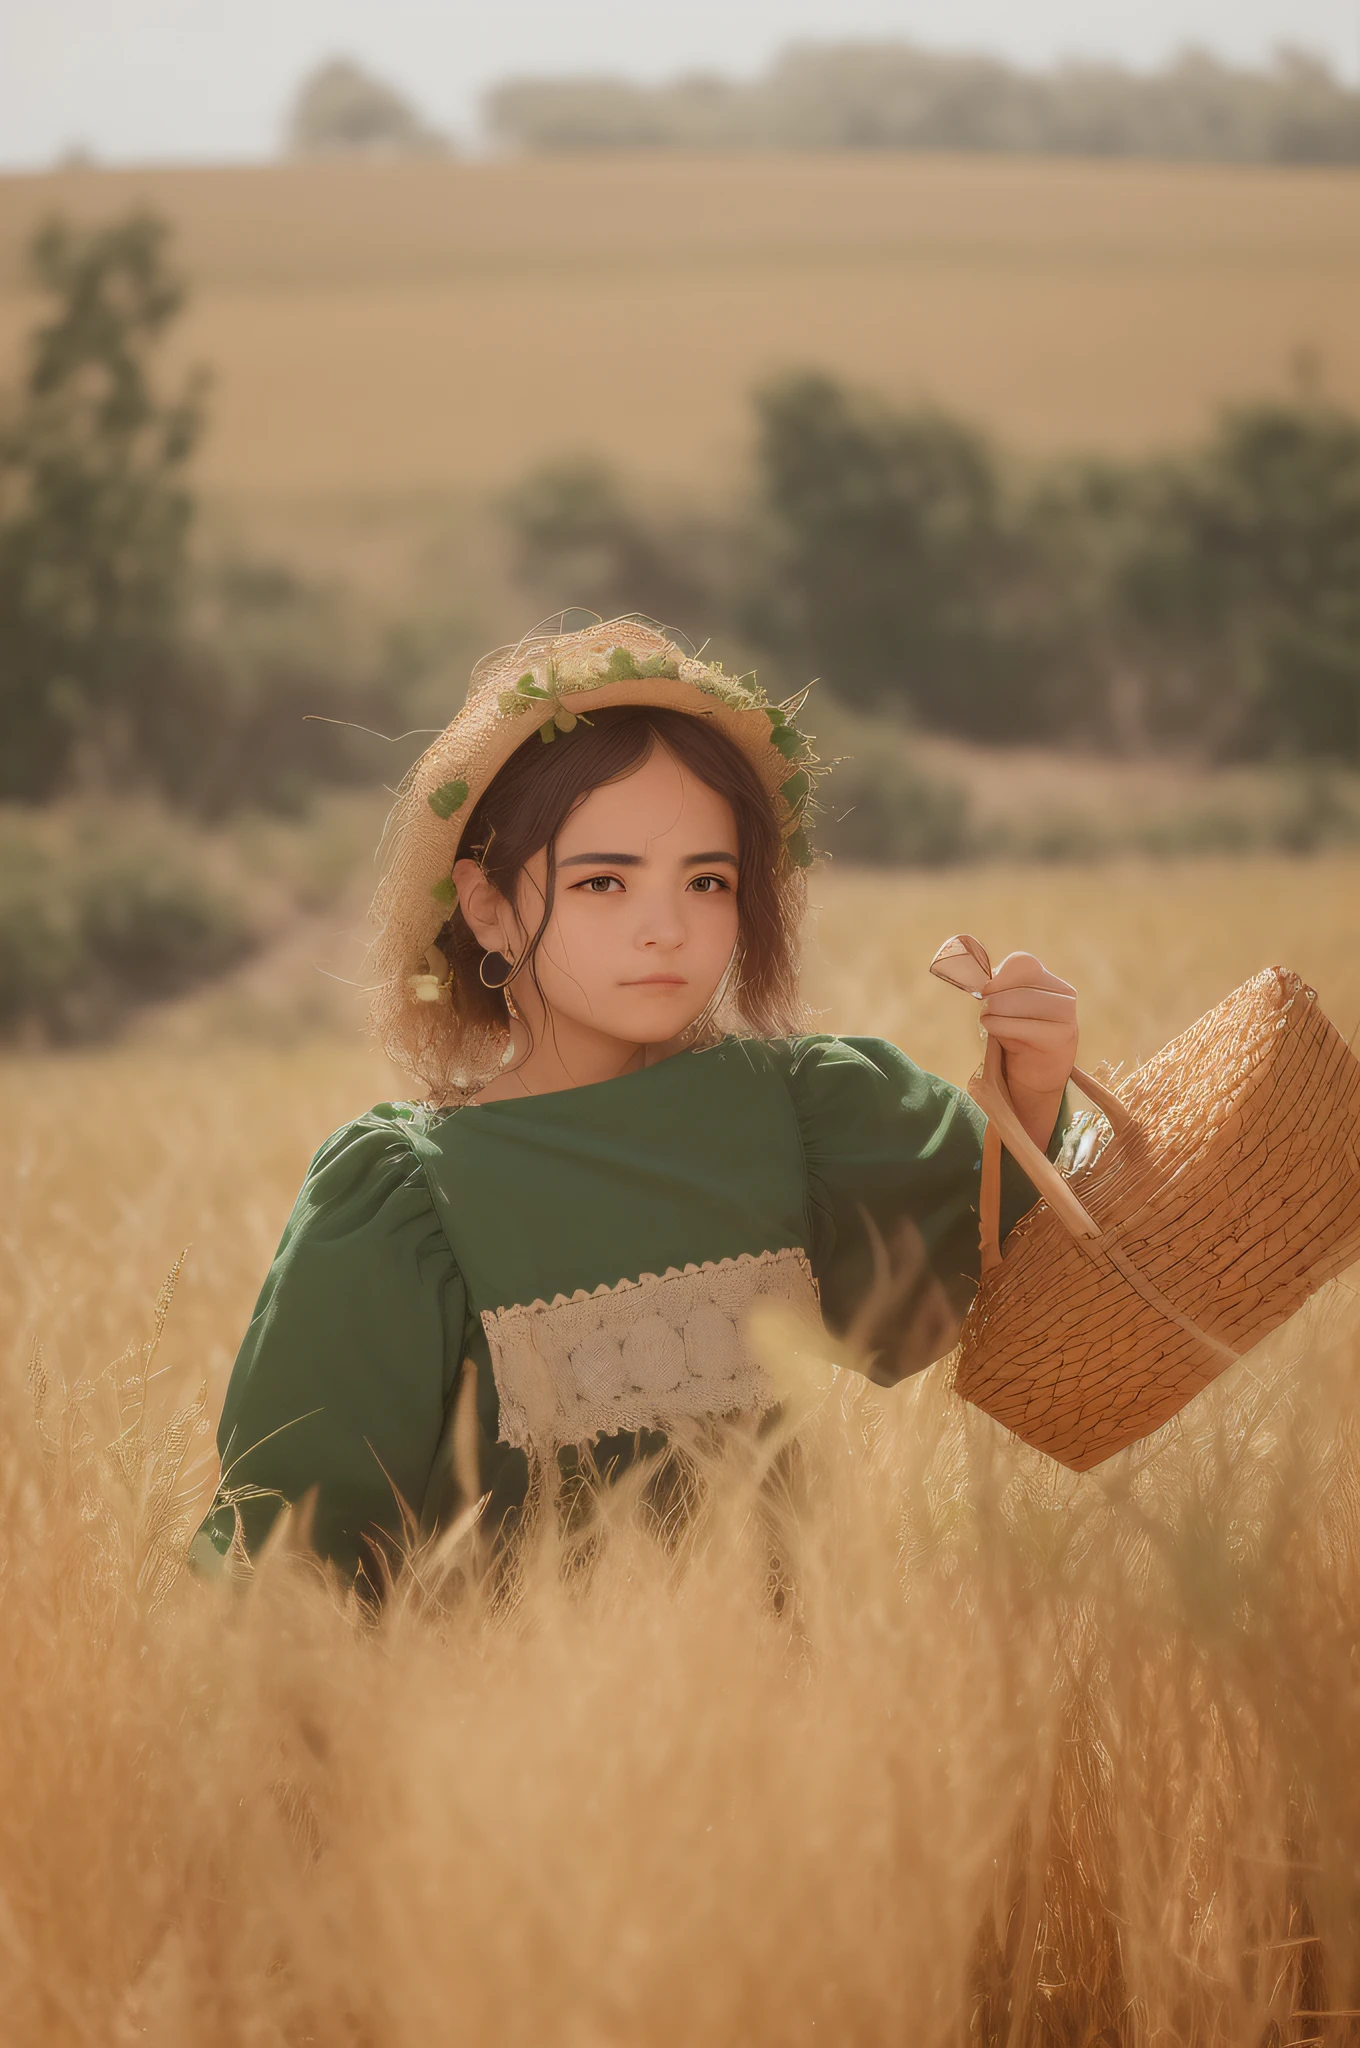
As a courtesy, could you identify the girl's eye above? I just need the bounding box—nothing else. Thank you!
[688,874,732,894]
[576,874,624,894]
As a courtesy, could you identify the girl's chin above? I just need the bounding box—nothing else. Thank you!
[608,998,712,1043]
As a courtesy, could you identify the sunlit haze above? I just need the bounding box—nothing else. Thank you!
[2,0,1358,169]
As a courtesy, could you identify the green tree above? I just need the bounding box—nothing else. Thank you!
[287,59,448,156]
[1117,402,1360,759]
[0,211,207,799]
[486,41,1360,163]
[502,454,715,629]
[748,372,1035,735]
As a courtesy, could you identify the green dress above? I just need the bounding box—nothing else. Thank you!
[195,1035,1056,1580]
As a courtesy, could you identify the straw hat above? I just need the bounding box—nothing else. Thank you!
[370,616,819,1089]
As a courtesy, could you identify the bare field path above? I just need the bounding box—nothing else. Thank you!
[1,154,1357,496]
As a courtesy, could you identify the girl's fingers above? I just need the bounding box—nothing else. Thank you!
[981,1018,1074,1055]
[979,987,1077,1024]
[984,952,1077,1000]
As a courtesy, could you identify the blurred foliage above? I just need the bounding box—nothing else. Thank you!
[809,697,975,867]
[287,58,450,157]
[500,456,716,632]
[0,213,206,804]
[746,374,1034,737]
[992,769,1360,864]
[166,555,430,819]
[1116,403,1360,761]
[0,807,257,1043]
[489,42,1360,162]
[0,211,435,819]
[507,372,1360,767]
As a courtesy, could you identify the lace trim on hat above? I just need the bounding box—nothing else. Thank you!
[482,1248,821,1457]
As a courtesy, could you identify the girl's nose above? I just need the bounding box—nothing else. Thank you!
[635,893,686,950]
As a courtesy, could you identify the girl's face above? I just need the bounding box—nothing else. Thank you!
[456,745,742,1053]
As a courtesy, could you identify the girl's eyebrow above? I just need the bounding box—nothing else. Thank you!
[557,850,739,869]
[558,852,643,867]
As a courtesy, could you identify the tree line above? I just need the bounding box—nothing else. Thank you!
[507,374,1360,766]
[3,209,1356,807]
[284,44,1360,166]
[1,208,1355,1033]
[486,43,1360,163]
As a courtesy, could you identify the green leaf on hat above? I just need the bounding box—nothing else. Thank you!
[636,653,680,679]
[605,646,640,681]
[770,723,804,759]
[428,779,470,819]
[516,674,551,699]
[430,875,458,905]
[763,706,787,726]
[538,719,557,743]
[780,770,810,808]
[785,828,813,868]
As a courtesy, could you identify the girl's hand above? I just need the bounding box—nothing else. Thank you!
[979,951,1078,1150]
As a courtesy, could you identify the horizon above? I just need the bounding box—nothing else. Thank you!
[3,2,1359,172]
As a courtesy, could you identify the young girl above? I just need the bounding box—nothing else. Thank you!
[195,618,1078,1585]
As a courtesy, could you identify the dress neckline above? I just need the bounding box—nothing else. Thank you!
[454,1035,736,1115]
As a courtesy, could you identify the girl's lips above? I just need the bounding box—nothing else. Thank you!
[624,975,687,988]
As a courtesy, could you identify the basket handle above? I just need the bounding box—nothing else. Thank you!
[929,934,1242,1364]
[929,933,1132,1270]
[973,1038,1118,1269]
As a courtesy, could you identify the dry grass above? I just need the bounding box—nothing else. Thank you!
[1,154,1358,501]
[3,855,1360,2045]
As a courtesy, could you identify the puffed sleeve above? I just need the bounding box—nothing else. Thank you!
[784,1035,1063,1385]
[191,1106,469,1583]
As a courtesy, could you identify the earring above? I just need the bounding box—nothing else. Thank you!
[478,949,516,991]
[480,947,522,1067]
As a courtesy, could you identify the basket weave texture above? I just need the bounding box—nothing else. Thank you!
[955,967,1360,1472]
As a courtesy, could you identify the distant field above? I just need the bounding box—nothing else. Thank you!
[0,153,1357,501]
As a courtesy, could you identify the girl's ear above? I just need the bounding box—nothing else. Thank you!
[452,859,516,953]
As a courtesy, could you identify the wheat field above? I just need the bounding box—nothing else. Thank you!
[1,153,1358,501]
[3,855,1360,2045]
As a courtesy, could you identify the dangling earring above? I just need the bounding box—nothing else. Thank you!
[479,948,522,1066]
[478,949,517,991]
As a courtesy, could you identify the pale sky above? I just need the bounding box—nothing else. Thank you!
[2,0,1358,171]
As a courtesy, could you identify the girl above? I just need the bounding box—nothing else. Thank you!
[195,619,1078,1586]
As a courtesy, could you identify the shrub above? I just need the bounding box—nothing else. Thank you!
[749,373,1032,736]
[807,698,975,866]
[501,455,718,632]
[0,809,257,1043]
[0,213,434,817]
[1122,401,1360,762]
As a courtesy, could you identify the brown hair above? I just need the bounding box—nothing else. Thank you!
[415,708,804,1091]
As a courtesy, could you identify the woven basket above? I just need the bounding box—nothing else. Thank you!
[941,955,1360,1472]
